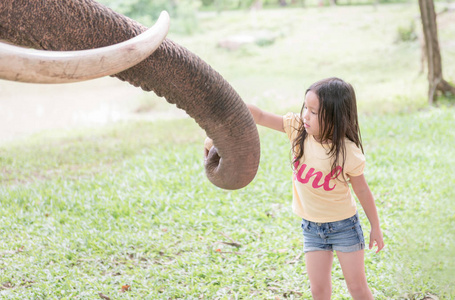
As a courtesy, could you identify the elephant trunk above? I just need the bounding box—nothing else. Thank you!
[0,0,260,189]
[118,39,260,189]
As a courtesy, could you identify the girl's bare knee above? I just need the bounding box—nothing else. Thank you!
[310,284,332,300]
[346,281,372,299]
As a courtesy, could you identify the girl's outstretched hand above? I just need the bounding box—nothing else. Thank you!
[369,227,385,253]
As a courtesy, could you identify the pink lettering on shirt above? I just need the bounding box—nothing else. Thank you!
[294,161,343,191]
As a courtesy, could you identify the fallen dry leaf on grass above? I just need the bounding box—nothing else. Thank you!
[98,292,111,300]
[120,285,130,293]
[1,282,14,289]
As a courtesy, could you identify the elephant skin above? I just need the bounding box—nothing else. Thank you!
[0,0,260,190]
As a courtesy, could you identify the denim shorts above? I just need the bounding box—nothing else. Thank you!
[301,212,365,253]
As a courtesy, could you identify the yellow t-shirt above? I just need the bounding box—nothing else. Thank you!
[283,112,365,223]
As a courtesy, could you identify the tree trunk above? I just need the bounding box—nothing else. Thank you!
[418,0,455,104]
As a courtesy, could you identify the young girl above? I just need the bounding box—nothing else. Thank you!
[244,77,383,299]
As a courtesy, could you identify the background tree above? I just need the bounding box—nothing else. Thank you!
[418,0,455,104]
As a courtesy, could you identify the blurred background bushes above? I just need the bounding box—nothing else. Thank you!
[97,0,415,34]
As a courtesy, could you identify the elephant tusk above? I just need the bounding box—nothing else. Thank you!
[0,11,170,83]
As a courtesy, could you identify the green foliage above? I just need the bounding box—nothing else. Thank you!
[173,0,201,35]
[396,20,418,43]
[98,0,200,34]
[98,0,174,21]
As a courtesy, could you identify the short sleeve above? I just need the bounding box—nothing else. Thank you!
[283,112,301,142]
[345,143,366,178]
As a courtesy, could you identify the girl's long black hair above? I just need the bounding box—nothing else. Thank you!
[292,77,363,181]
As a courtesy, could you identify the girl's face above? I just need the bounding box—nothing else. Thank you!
[302,90,321,140]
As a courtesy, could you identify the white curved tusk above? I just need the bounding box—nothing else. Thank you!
[0,11,170,84]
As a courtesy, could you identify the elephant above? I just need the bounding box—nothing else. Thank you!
[0,0,260,190]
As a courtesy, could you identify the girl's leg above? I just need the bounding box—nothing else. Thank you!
[336,250,374,300]
[305,250,334,300]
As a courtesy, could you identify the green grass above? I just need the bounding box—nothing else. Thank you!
[1,108,454,299]
[1,2,455,299]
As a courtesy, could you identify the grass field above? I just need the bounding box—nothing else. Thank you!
[1,2,455,299]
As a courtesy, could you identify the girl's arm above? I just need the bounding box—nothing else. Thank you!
[247,104,285,132]
[205,104,284,153]
[350,174,385,253]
